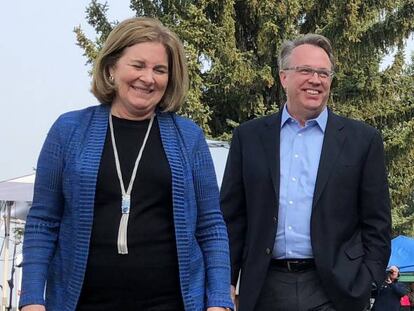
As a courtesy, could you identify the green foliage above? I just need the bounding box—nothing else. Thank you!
[74,0,115,66]
[76,0,414,236]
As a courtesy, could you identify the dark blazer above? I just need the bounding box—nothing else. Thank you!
[220,109,391,311]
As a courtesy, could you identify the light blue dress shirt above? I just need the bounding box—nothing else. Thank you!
[273,105,327,259]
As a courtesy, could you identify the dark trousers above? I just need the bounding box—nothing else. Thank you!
[254,265,336,311]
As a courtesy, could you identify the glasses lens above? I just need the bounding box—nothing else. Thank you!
[298,67,313,75]
[285,67,333,79]
[318,71,329,79]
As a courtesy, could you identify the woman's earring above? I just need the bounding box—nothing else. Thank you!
[109,75,114,82]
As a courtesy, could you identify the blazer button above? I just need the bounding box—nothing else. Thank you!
[265,248,271,255]
[273,216,277,223]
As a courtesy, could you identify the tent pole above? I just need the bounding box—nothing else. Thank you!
[1,202,11,311]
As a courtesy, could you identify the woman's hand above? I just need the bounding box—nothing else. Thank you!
[21,305,45,311]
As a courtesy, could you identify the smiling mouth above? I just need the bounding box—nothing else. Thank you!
[305,89,320,95]
[132,85,153,94]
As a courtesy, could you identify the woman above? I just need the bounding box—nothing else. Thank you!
[20,17,233,311]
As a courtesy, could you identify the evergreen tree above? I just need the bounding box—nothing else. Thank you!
[75,0,414,236]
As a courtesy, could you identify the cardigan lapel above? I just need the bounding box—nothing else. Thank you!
[71,104,109,307]
[312,110,346,208]
[259,112,282,200]
[78,104,109,215]
[156,111,193,309]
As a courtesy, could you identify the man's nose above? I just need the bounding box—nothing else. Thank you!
[308,72,322,83]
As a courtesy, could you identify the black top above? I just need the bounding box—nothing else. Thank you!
[77,116,183,310]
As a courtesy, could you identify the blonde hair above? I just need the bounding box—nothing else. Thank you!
[92,17,189,112]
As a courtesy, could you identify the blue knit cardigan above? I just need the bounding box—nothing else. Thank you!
[20,105,233,311]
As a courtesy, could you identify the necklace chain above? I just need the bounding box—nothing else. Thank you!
[108,113,155,254]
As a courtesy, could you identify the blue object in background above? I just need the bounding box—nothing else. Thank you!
[388,235,414,273]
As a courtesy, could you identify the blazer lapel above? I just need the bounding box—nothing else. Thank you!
[259,112,282,199]
[312,110,346,207]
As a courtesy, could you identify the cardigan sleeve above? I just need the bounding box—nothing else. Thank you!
[192,129,234,310]
[19,117,66,308]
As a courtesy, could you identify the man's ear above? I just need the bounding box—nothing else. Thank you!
[279,70,288,89]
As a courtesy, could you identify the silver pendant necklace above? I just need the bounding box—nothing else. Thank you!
[109,113,154,254]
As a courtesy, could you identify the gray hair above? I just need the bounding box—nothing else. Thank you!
[278,34,335,70]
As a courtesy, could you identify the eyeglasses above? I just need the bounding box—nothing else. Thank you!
[282,66,335,79]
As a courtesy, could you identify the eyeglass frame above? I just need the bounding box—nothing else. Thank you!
[281,66,335,79]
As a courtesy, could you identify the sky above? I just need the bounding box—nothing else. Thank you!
[0,1,133,181]
[0,1,413,181]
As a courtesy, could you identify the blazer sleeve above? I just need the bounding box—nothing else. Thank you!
[20,117,66,307]
[220,127,247,286]
[192,130,233,309]
[360,130,392,287]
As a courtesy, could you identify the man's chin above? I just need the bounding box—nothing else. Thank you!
[304,102,326,113]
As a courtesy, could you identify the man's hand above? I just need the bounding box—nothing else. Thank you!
[21,305,45,311]
[207,308,230,311]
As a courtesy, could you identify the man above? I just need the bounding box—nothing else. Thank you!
[220,34,391,311]
[372,266,408,311]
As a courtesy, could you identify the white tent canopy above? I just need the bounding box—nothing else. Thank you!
[0,174,34,221]
[206,139,229,186]
[0,174,35,202]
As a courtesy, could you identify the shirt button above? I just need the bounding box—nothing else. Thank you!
[288,251,293,255]
[291,177,297,182]
[298,133,302,137]
[294,154,299,158]
[288,226,292,230]
[289,200,293,205]
[266,248,271,255]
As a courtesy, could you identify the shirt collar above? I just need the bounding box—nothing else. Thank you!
[281,104,328,133]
